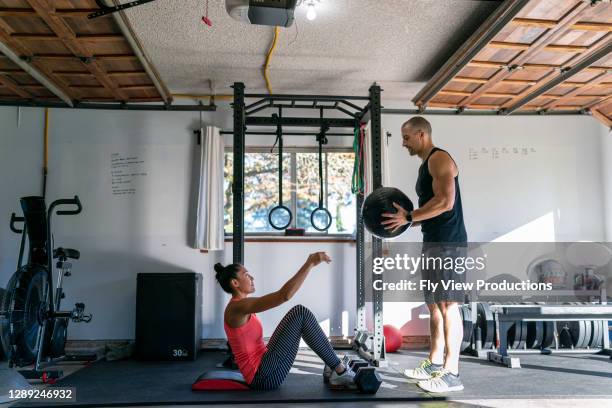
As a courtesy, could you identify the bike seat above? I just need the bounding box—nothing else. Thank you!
[53,247,80,260]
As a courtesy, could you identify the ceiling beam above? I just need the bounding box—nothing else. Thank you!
[488,41,589,53]
[25,0,129,101]
[54,9,102,17]
[503,39,612,114]
[591,109,612,127]
[0,69,25,74]
[0,20,74,105]
[10,33,124,41]
[0,8,36,17]
[412,0,529,108]
[452,76,488,84]
[511,18,556,28]
[0,73,33,98]
[572,22,612,32]
[33,53,138,61]
[52,70,93,77]
[543,72,611,110]
[584,94,612,111]
[119,84,156,90]
[458,1,592,107]
[106,0,171,103]
[501,32,612,111]
[511,18,612,32]
[106,70,147,77]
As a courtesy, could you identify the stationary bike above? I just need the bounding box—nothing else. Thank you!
[0,196,93,381]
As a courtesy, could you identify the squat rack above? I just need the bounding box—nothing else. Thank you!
[231,82,387,366]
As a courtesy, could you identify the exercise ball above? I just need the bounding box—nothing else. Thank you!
[362,187,414,238]
[384,325,402,353]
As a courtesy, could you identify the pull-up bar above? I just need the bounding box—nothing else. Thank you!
[219,131,355,136]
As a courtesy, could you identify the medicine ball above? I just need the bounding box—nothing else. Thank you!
[361,187,414,238]
[384,324,402,353]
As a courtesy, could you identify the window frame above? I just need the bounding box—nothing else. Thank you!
[224,145,356,239]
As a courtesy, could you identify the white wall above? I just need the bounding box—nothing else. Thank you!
[600,123,612,241]
[383,113,606,243]
[0,104,606,340]
[0,105,356,341]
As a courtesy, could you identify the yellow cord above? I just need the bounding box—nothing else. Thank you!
[264,27,279,94]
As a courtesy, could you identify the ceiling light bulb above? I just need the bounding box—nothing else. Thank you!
[306,3,317,21]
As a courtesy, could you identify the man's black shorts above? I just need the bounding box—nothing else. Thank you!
[420,242,468,304]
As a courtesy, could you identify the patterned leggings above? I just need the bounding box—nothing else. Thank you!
[249,304,341,390]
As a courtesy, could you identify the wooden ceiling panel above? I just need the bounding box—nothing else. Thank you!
[85,41,133,55]
[473,96,511,106]
[457,66,498,80]
[0,0,167,104]
[578,2,612,24]
[18,39,70,54]
[568,71,604,83]
[429,94,465,105]
[62,13,118,36]
[518,0,579,20]
[488,82,531,95]
[1,15,51,34]
[492,25,546,44]
[0,1,31,7]
[414,0,612,126]
[526,50,577,65]
[475,47,521,63]
[443,81,480,93]
[553,30,607,47]
[122,87,157,98]
[505,69,551,82]
[98,58,146,72]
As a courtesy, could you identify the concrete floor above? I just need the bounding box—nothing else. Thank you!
[99,400,612,408]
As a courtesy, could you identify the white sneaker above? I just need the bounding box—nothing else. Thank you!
[403,358,442,380]
[417,369,464,393]
[328,367,357,389]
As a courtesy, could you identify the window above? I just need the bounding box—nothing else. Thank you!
[224,148,356,235]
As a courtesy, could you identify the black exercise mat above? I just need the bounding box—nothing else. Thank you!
[12,349,612,407]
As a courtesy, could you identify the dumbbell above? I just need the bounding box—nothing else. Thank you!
[324,355,361,382]
[322,358,382,394]
[323,355,369,383]
[354,366,382,394]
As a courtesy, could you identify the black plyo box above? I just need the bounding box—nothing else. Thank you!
[135,273,202,361]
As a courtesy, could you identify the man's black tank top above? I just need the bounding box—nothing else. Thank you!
[416,147,467,243]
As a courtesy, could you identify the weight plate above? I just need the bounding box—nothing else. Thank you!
[508,321,527,349]
[541,321,554,348]
[476,302,494,350]
[506,303,527,349]
[591,321,603,348]
[526,321,544,349]
[567,306,590,349]
[460,304,473,352]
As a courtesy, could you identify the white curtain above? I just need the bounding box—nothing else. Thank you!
[195,126,225,250]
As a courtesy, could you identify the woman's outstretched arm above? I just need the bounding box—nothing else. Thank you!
[231,252,331,315]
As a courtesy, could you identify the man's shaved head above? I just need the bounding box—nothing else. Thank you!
[402,116,432,136]
[401,116,433,157]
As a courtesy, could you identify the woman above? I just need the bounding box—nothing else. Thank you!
[214,251,354,390]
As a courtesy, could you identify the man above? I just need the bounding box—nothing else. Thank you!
[382,116,467,393]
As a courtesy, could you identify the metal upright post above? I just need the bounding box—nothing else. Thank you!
[232,82,245,264]
[369,83,385,366]
[356,192,366,332]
